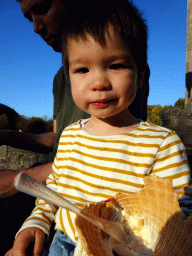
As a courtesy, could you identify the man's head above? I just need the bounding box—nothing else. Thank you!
[17,0,68,52]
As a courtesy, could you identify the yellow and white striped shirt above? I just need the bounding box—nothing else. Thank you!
[19,120,191,242]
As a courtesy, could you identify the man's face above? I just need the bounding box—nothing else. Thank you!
[20,0,66,52]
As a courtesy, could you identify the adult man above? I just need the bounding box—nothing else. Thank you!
[1,0,90,254]
[2,0,149,254]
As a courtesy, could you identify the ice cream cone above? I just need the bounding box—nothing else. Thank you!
[74,176,192,256]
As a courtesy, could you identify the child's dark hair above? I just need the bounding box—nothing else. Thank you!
[62,0,148,77]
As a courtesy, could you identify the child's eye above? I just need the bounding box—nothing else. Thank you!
[76,68,89,74]
[110,64,127,70]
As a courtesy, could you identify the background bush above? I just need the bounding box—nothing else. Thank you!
[0,103,20,130]
[0,104,53,133]
[174,98,185,110]
[27,117,47,134]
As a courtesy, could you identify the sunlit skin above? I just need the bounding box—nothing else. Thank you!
[20,0,65,52]
[66,26,142,136]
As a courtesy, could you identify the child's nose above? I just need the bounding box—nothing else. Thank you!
[92,73,112,91]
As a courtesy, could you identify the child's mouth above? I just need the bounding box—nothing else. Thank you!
[91,99,116,107]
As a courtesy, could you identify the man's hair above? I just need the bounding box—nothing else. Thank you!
[62,0,148,76]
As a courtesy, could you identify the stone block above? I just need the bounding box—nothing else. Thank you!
[0,145,8,158]
[0,158,7,168]
[161,103,192,149]
[20,154,38,168]
[6,155,20,169]
[0,146,48,169]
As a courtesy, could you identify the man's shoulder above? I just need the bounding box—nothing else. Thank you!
[54,66,65,81]
[53,66,70,93]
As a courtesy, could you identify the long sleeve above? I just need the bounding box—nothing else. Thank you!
[16,157,60,236]
[150,130,192,216]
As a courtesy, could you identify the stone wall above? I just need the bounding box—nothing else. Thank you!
[0,145,47,169]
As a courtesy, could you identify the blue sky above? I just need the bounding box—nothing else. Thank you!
[0,0,187,119]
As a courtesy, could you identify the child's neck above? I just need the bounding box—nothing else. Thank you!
[84,111,141,136]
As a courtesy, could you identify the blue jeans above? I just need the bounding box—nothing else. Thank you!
[41,230,76,256]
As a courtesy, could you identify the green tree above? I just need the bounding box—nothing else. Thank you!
[27,117,47,134]
[147,105,171,126]
[45,119,53,132]
[147,105,163,125]
[174,98,185,109]
[0,103,20,130]
[0,113,9,129]
[16,115,29,131]
[151,105,164,117]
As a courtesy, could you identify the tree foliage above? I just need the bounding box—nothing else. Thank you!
[0,104,53,133]
[0,113,9,129]
[147,99,185,126]
[174,98,185,109]
[16,115,29,132]
[27,117,47,134]
[46,119,54,132]
[0,103,20,130]
[147,105,171,126]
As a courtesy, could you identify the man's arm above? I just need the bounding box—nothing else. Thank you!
[0,162,53,198]
[0,120,57,198]
[0,120,57,153]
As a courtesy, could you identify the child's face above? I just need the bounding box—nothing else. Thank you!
[66,26,141,121]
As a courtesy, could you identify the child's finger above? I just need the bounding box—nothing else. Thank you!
[4,248,13,256]
[33,229,45,256]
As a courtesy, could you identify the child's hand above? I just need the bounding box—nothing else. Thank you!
[5,227,45,256]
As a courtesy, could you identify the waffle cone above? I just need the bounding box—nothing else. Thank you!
[75,176,192,256]
[75,201,121,256]
[115,175,192,255]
